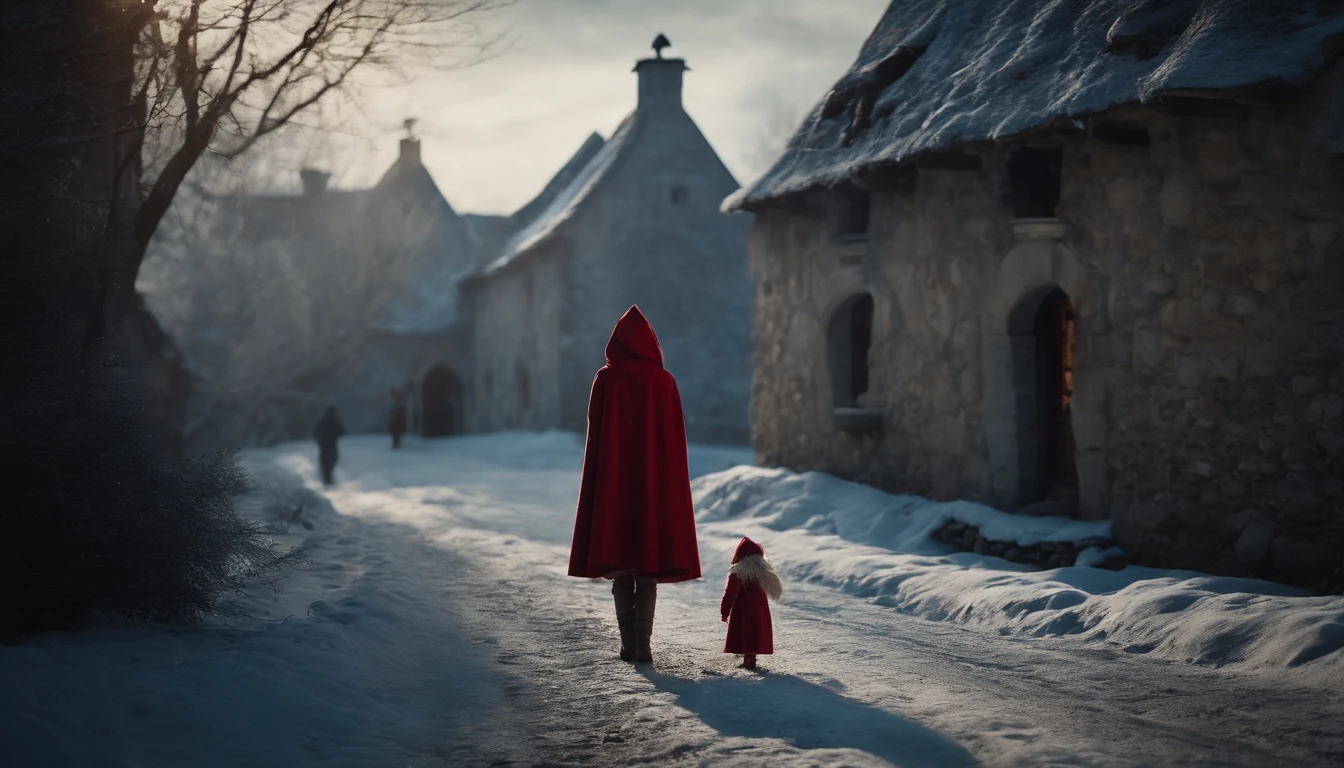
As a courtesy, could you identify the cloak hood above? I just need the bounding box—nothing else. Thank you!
[604,305,664,368]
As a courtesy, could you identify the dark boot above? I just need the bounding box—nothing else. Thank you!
[633,578,657,663]
[740,654,757,670]
[612,576,636,661]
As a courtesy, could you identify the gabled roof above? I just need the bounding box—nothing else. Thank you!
[726,0,1344,211]
[504,132,606,233]
[371,156,460,220]
[364,157,478,334]
[469,116,638,280]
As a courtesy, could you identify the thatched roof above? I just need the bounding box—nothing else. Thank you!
[725,0,1344,212]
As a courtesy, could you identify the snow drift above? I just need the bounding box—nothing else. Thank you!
[693,465,1344,685]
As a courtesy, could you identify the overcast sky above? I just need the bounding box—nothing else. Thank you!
[283,0,887,214]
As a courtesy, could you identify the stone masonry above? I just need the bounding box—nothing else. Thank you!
[745,63,1344,588]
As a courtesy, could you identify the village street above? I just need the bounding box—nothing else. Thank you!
[7,432,1344,768]
[245,435,1344,767]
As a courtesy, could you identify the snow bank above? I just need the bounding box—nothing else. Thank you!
[692,466,1344,685]
[696,466,1110,551]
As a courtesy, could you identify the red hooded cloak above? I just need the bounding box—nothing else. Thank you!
[567,306,702,583]
[721,537,774,655]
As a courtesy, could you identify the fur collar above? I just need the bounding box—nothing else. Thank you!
[729,554,782,603]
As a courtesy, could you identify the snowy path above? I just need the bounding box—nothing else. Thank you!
[5,432,1343,767]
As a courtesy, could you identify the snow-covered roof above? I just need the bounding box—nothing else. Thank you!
[726,0,1344,211]
[371,258,475,335]
[470,117,636,280]
[364,155,479,335]
[502,132,606,235]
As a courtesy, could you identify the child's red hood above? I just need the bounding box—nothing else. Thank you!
[732,537,764,563]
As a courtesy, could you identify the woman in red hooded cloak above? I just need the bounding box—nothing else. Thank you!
[568,306,701,663]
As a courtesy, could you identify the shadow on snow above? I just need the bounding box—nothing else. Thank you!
[639,667,978,767]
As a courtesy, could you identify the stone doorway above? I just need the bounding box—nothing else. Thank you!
[422,365,463,438]
[1029,288,1079,511]
[983,240,1107,520]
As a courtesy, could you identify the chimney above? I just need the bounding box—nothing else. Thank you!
[299,168,330,197]
[399,138,422,166]
[634,34,687,113]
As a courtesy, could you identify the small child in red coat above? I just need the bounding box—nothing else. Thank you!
[720,537,782,669]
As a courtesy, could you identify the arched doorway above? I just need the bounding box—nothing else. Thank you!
[1030,288,1079,506]
[422,365,462,438]
[983,240,1105,519]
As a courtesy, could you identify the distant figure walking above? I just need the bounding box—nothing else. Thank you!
[388,390,408,450]
[313,405,346,487]
[568,306,701,664]
[721,537,782,670]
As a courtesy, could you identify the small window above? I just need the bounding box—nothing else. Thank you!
[669,185,688,205]
[827,294,874,407]
[835,184,870,240]
[1006,147,1063,219]
[515,362,530,411]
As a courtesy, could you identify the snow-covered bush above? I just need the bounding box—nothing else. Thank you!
[0,340,301,635]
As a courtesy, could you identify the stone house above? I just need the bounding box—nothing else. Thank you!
[725,1,1344,586]
[460,40,753,444]
[180,137,479,448]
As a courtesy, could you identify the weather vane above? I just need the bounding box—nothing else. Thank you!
[403,117,418,140]
[652,33,670,59]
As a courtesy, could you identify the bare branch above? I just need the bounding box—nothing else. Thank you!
[105,0,512,329]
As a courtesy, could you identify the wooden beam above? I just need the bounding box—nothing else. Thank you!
[1090,121,1151,147]
[850,162,917,194]
[1160,85,1298,107]
[913,151,983,171]
[1157,94,1253,118]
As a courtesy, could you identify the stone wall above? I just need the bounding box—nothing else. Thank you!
[567,109,753,444]
[466,250,565,433]
[187,329,468,451]
[747,69,1344,587]
[470,104,753,444]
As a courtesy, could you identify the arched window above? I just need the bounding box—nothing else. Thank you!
[827,294,874,407]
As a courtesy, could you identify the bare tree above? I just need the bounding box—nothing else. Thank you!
[102,0,509,333]
[140,153,445,447]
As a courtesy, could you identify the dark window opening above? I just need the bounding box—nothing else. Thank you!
[827,294,874,407]
[1006,147,1063,219]
[669,185,688,205]
[1032,288,1078,502]
[835,184,870,240]
[515,363,530,411]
